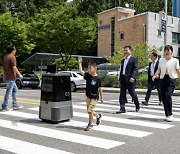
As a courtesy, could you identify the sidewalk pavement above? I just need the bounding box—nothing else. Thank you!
[102,87,180,96]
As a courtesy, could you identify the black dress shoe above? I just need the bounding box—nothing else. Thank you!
[142,101,148,106]
[136,106,140,112]
[116,110,126,114]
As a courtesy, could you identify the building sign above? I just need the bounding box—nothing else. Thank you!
[98,24,111,31]
[161,19,166,33]
[161,11,166,33]
[159,11,166,33]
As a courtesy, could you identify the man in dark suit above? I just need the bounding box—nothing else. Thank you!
[116,46,140,114]
[142,52,162,105]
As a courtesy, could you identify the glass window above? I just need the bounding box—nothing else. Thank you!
[172,32,180,44]
[120,32,124,40]
[172,32,177,43]
[72,73,77,77]
[178,33,180,44]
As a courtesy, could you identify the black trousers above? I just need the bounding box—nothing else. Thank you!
[119,76,139,110]
[160,75,176,117]
[145,79,162,102]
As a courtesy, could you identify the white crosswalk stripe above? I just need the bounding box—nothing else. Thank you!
[29,107,174,129]
[0,112,123,149]
[73,104,180,122]
[0,97,179,153]
[0,135,73,154]
[79,101,180,116]
[2,108,151,138]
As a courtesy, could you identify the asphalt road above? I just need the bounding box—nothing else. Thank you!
[0,88,180,154]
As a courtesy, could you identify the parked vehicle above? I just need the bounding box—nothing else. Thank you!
[0,71,40,89]
[138,66,149,74]
[61,71,86,92]
[97,63,119,76]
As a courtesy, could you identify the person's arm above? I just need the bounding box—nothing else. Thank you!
[177,69,180,78]
[78,57,85,76]
[176,59,180,78]
[13,66,23,79]
[152,68,161,81]
[130,58,138,83]
[99,87,103,103]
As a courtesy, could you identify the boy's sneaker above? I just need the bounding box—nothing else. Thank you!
[96,113,103,125]
[2,107,13,112]
[84,123,93,131]
[13,105,23,110]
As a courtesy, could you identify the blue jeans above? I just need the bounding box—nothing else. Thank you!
[2,80,18,109]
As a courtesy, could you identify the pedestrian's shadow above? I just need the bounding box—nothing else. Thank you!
[19,118,41,124]
[20,118,85,130]
[56,125,85,131]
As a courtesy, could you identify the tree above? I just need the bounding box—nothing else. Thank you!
[0,12,35,63]
[54,56,78,70]
[117,0,172,15]
[75,0,108,18]
[28,4,96,68]
[0,0,68,22]
[29,4,96,54]
[75,0,172,18]
[0,0,7,14]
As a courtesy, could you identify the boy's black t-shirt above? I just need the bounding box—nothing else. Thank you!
[84,72,101,99]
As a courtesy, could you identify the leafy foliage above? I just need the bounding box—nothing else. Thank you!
[0,12,35,63]
[28,4,96,54]
[54,56,78,71]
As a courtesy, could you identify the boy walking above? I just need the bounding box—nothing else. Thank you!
[78,57,103,131]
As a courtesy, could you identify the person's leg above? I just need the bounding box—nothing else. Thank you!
[85,98,97,131]
[12,81,18,106]
[87,98,97,123]
[119,83,127,111]
[88,112,94,124]
[2,81,14,109]
[160,78,168,117]
[127,82,140,111]
[125,96,128,103]
[165,79,176,117]
[93,112,98,118]
[155,81,162,103]
[145,81,153,102]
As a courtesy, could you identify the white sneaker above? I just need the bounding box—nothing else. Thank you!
[165,115,173,122]
[13,105,23,110]
[2,107,13,112]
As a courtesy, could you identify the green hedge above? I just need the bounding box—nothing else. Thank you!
[99,72,180,90]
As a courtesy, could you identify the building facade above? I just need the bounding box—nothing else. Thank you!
[98,7,180,57]
[173,0,180,17]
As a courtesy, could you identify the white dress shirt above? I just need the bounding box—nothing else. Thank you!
[150,60,157,76]
[158,57,179,79]
[122,55,131,75]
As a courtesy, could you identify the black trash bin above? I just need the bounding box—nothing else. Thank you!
[39,72,73,123]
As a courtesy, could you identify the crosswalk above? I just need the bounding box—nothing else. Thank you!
[0,97,179,153]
